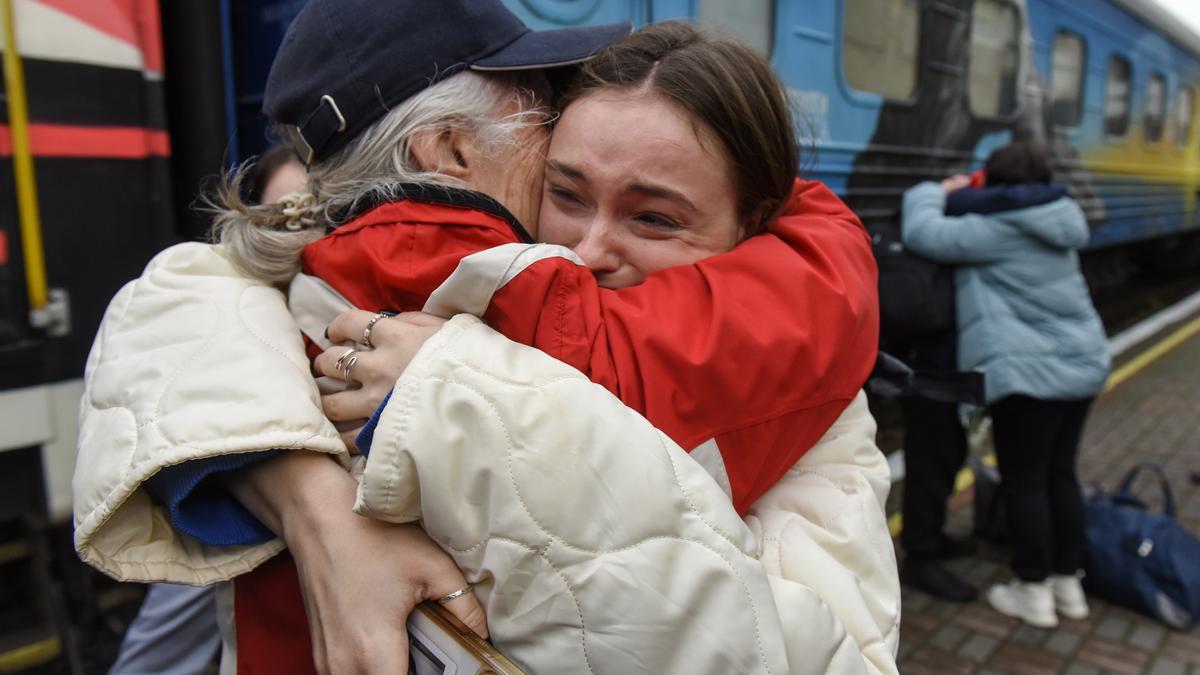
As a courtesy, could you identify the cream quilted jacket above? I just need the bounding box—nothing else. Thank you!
[75,243,899,674]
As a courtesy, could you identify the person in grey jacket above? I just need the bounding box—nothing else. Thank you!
[901,141,1110,629]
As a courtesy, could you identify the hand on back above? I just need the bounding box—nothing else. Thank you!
[316,310,448,452]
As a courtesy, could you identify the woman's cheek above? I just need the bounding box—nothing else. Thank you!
[538,210,582,248]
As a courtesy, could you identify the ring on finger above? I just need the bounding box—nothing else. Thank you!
[435,584,473,604]
[335,348,357,370]
[342,355,359,382]
[361,312,388,349]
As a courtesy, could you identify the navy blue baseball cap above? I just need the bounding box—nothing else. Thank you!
[264,0,631,164]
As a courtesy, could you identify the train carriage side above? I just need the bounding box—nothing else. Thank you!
[1034,0,1200,250]
[778,0,1200,261]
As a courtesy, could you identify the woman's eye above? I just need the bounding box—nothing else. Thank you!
[548,187,582,205]
[635,213,682,230]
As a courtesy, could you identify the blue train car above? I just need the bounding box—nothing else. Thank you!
[225,0,1200,255]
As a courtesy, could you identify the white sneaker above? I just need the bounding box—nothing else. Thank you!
[987,579,1059,628]
[1050,573,1090,620]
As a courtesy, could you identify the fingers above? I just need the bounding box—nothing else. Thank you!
[442,592,489,639]
[427,574,488,639]
[325,310,446,347]
[326,309,383,347]
[338,425,363,454]
[394,311,448,327]
[314,347,361,382]
[322,388,377,422]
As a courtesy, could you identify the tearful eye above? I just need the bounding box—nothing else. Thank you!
[635,213,682,230]
[548,187,582,205]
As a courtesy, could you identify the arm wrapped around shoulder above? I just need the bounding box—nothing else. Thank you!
[74,243,347,585]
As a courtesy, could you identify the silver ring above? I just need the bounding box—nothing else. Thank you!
[435,585,472,604]
[334,348,357,370]
[362,312,388,348]
[342,355,358,382]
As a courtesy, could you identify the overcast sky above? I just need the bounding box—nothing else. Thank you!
[1150,0,1200,36]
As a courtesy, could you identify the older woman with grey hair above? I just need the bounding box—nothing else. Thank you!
[75,2,896,673]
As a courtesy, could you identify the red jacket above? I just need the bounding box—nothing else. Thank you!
[304,179,878,513]
[236,179,878,673]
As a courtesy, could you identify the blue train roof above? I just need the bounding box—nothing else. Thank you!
[1110,0,1200,57]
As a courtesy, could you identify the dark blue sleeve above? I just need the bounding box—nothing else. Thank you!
[144,451,283,547]
[945,183,1067,215]
[354,390,393,457]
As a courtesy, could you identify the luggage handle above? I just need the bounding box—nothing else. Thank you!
[1115,462,1176,518]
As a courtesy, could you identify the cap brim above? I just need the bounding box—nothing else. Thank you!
[470,21,631,71]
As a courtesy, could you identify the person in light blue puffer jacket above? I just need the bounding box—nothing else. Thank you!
[901,141,1110,630]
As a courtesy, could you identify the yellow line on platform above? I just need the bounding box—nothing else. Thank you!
[1103,313,1200,394]
[0,637,60,672]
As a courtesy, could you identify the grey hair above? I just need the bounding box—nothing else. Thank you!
[209,70,553,286]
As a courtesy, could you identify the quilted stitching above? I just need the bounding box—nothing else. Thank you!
[74,243,347,584]
[359,316,787,674]
[358,316,899,674]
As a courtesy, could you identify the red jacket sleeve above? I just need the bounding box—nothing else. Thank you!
[481,180,880,512]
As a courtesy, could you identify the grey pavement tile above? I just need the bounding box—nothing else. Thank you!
[1012,623,1049,646]
[1095,614,1131,641]
[1045,630,1082,657]
[1147,657,1187,675]
[929,623,968,652]
[1127,623,1166,652]
[1062,662,1101,675]
[927,600,960,621]
[959,634,1000,664]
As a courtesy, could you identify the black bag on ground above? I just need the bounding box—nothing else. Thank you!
[869,219,956,344]
[1083,462,1200,629]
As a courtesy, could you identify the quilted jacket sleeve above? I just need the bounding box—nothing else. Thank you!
[74,243,348,584]
[357,316,899,674]
[743,392,901,675]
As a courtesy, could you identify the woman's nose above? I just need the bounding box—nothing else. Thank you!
[573,226,621,276]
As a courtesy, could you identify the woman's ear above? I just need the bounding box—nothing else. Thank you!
[408,127,478,180]
[739,203,771,240]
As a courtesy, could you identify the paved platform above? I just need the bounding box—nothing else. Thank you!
[895,322,1200,674]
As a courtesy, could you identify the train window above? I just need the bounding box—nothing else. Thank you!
[698,0,774,57]
[1050,32,1085,127]
[842,0,920,101]
[1105,56,1132,137]
[1145,73,1167,142]
[968,0,1020,118]
[1175,86,1195,146]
